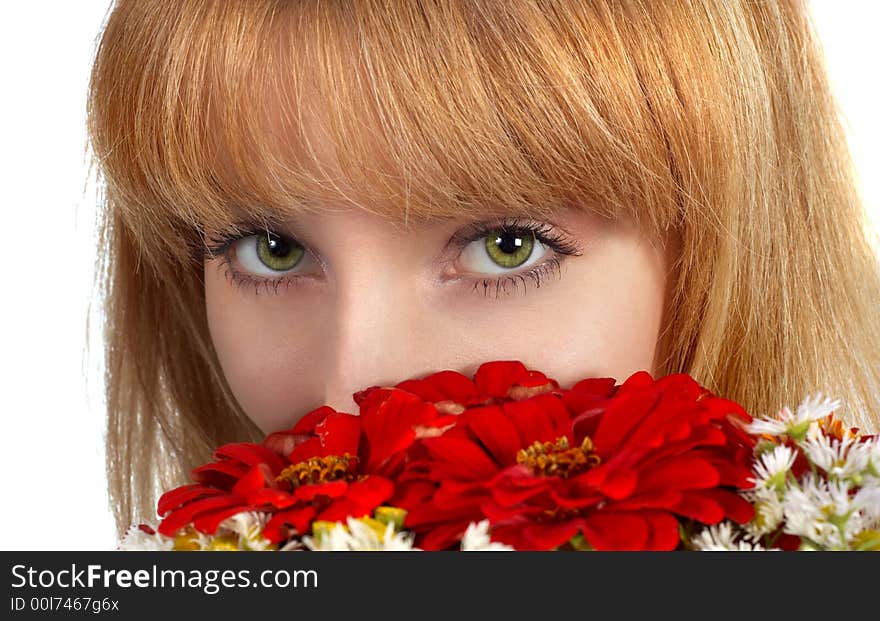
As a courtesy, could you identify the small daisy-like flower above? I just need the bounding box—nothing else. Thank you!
[801,434,870,483]
[460,521,515,551]
[861,437,880,484]
[217,511,275,551]
[302,517,419,551]
[852,485,880,525]
[751,445,796,492]
[118,524,174,551]
[782,476,860,549]
[741,486,785,539]
[746,394,841,440]
[691,522,772,551]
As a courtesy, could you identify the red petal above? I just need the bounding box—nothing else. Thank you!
[597,488,682,512]
[576,464,638,499]
[473,360,531,398]
[421,436,500,480]
[581,511,650,551]
[433,480,489,510]
[571,408,606,442]
[295,480,349,501]
[593,386,660,457]
[643,511,682,550]
[612,370,656,395]
[489,517,536,550]
[157,485,226,516]
[636,426,727,464]
[190,460,250,486]
[362,390,438,472]
[635,457,720,492]
[263,506,316,543]
[291,405,338,434]
[701,489,755,524]
[490,466,552,505]
[670,491,726,524]
[316,493,389,524]
[482,499,541,523]
[245,487,298,509]
[621,395,703,449]
[192,506,252,535]
[463,405,521,466]
[137,524,156,535]
[157,496,244,536]
[547,483,604,510]
[522,520,583,550]
[395,369,480,403]
[404,501,480,530]
[352,385,383,408]
[290,413,362,461]
[214,443,287,473]
[689,449,754,488]
[284,437,324,462]
[263,429,310,458]
[418,521,473,551]
[502,394,572,446]
[231,464,272,497]
[564,377,618,409]
[391,479,436,509]
[346,476,395,507]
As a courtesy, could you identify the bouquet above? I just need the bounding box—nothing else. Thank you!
[119,361,879,551]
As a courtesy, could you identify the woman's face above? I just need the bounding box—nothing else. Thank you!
[204,204,676,434]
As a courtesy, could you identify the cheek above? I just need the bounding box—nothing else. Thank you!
[204,262,324,433]
[557,229,667,383]
[560,236,666,382]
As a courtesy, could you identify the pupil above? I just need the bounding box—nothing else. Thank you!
[267,235,291,256]
[496,232,523,254]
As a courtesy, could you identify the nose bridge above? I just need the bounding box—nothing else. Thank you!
[319,254,411,414]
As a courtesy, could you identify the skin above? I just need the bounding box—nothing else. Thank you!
[204,203,677,434]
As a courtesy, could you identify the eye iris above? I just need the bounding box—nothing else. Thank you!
[256,233,304,271]
[484,230,534,268]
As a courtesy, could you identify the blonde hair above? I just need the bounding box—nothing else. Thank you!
[86,0,880,538]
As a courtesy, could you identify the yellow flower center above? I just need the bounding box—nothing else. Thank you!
[172,526,203,551]
[516,436,601,478]
[275,454,360,490]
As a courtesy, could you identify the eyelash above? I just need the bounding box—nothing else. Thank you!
[202,216,584,299]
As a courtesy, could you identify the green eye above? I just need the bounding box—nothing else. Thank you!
[255,233,305,271]
[484,230,535,268]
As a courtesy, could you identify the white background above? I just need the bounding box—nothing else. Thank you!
[0,1,877,551]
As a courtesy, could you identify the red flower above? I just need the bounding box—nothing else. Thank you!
[356,359,562,413]
[156,388,454,543]
[397,368,756,550]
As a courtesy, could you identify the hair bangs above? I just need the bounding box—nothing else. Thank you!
[88,0,729,268]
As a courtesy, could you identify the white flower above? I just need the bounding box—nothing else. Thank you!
[741,487,785,538]
[278,539,305,551]
[691,522,772,551]
[782,475,862,549]
[800,433,871,482]
[861,437,880,483]
[751,445,796,491]
[746,394,841,438]
[217,511,275,551]
[118,524,174,551]
[852,485,880,526]
[460,520,514,551]
[302,518,419,551]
